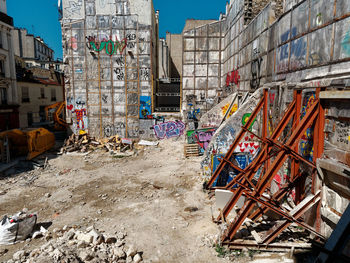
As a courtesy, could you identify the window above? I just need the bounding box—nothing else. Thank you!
[41,63,45,68]
[27,112,33,127]
[51,88,56,101]
[0,60,4,76]
[22,86,29,102]
[39,106,46,122]
[40,87,45,98]
[0,88,7,104]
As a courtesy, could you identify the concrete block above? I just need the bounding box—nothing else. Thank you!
[215,189,233,210]
[215,189,245,210]
[321,207,340,226]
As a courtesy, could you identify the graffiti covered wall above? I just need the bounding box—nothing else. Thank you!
[183,0,350,118]
[199,92,238,128]
[201,88,263,178]
[61,0,157,138]
[182,20,224,117]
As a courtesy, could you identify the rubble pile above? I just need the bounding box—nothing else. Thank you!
[61,134,134,155]
[4,225,143,263]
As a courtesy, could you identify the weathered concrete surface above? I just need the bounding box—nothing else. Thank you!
[199,93,238,129]
[201,88,263,178]
[61,0,157,138]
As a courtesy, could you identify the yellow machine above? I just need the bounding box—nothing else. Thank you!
[45,101,68,131]
[0,128,55,161]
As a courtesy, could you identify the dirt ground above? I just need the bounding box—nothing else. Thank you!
[0,138,298,263]
[0,138,227,262]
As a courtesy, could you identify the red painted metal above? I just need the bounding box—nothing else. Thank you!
[206,91,266,189]
[219,96,297,220]
[222,96,322,242]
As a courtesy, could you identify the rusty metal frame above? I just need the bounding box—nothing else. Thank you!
[206,89,269,188]
[219,89,324,244]
[215,90,299,221]
[206,87,326,245]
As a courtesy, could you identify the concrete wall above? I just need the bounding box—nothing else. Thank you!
[13,29,36,59]
[183,0,350,116]
[158,39,169,79]
[182,20,224,120]
[165,33,182,78]
[201,88,263,178]
[61,0,157,138]
[17,81,64,128]
[182,19,217,33]
[223,0,350,90]
[317,90,350,237]
[199,92,238,129]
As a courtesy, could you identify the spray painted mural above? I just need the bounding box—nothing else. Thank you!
[187,128,217,154]
[200,93,239,128]
[140,96,152,119]
[201,89,262,179]
[300,92,316,161]
[67,96,89,134]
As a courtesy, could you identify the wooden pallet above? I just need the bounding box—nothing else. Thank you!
[184,144,200,157]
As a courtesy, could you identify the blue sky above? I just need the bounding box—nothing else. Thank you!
[7,0,226,60]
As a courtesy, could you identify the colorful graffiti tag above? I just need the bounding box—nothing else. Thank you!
[187,128,217,153]
[67,97,88,134]
[153,121,186,140]
[221,103,238,119]
[225,69,240,87]
[299,92,316,161]
[187,105,200,120]
[140,96,152,119]
[241,113,257,131]
[86,36,127,55]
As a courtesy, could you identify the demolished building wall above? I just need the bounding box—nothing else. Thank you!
[61,0,158,138]
[183,0,350,114]
[182,20,224,125]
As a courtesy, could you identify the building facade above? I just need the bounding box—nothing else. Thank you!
[15,57,64,128]
[12,28,60,70]
[0,0,18,131]
[61,0,159,138]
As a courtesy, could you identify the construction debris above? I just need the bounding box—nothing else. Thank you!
[4,225,143,263]
[61,134,134,156]
[138,140,159,146]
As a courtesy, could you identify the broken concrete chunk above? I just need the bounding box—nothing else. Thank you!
[76,232,93,244]
[133,253,142,263]
[113,247,126,258]
[13,250,25,261]
[126,245,137,257]
[79,251,93,261]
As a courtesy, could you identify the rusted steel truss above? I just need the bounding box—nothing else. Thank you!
[206,87,325,245]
